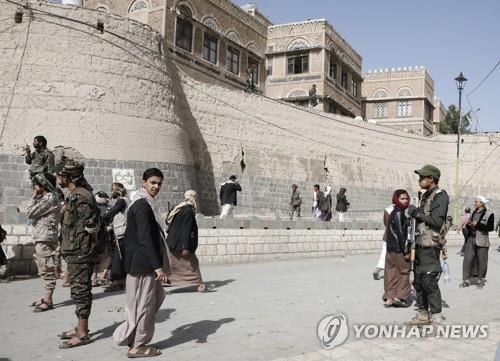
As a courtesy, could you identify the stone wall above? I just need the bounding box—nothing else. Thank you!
[1,1,500,223]
[4,221,489,276]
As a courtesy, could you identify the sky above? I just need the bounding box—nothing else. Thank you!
[234,0,500,131]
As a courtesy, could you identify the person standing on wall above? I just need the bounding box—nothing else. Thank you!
[56,159,100,349]
[24,135,55,179]
[335,187,350,222]
[406,165,448,327]
[289,184,302,220]
[319,185,333,221]
[219,175,242,219]
[460,196,494,289]
[113,168,167,358]
[21,172,61,312]
[312,184,323,220]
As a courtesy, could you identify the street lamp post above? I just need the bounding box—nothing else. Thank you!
[454,72,467,221]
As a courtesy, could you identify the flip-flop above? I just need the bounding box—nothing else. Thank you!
[59,335,92,349]
[127,346,161,358]
[459,281,470,288]
[33,299,54,313]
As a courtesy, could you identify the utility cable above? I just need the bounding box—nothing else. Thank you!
[0,10,31,145]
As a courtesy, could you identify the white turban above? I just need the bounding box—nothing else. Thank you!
[476,195,489,204]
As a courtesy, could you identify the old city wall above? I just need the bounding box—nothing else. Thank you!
[1,2,500,273]
[1,1,500,222]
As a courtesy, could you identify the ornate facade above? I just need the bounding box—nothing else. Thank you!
[361,67,436,136]
[265,19,363,117]
[84,0,271,92]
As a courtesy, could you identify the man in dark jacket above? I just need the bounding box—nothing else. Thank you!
[407,165,448,326]
[219,175,242,219]
[113,168,166,358]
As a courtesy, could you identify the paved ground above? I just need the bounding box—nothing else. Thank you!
[1,245,500,361]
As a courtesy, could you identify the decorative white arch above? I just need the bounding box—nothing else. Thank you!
[247,42,260,56]
[287,89,308,98]
[175,1,196,19]
[128,0,148,13]
[201,15,221,33]
[396,87,414,97]
[286,37,310,51]
[226,30,241,45]
[372,88,389,98]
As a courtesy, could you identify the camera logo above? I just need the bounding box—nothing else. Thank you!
[317,313,349,349]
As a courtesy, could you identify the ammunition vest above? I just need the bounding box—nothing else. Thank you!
[416,187,448,249]
[61,187,100,257]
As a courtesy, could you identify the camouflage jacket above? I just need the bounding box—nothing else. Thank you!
[22,193,60,243]
[25,148,55,176]
[61,186,100,260]
[290,191,302,207]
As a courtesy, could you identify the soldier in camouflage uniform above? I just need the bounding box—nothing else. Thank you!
[289,184,302,220]
[22,172,61,312]
[55,159,100,349]
[24,135,55,178]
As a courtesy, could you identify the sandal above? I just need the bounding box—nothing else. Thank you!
[127,345,161,358]
[477,280,485,289]
[58,327,90,339]
[459,281,470,288]
[59,334,92,349]
[33,299,54,313]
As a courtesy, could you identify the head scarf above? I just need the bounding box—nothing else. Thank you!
[392,189,410,210]
[324,186,332,195]
[131,187,165,234]
[32,172,56,193]
[166,190,197,226]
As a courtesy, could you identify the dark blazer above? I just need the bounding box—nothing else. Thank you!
[335,194,349,212]
[123,198,163,275]
[219,181,242,206]
[166,205,198,252]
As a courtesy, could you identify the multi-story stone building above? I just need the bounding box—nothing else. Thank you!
[265,19,363,117]
[84,0,271,92]
[361,66,437,136]
[433,96,446,134]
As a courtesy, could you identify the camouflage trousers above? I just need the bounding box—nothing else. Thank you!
[67,260,94,320]
[33,241,59,291]
[289,205,301,220]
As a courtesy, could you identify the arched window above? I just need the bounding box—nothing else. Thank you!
[247,42,260,56]
[397,88,413,97]
[287,38,309,51]
[226,31,241,45]
[373,89,388,98]
[129,0,147,13]
[202,16,220,32]
[175,5,193,52]
[288,89,308,98]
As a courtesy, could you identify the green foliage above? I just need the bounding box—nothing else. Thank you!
[439,104,471,134]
